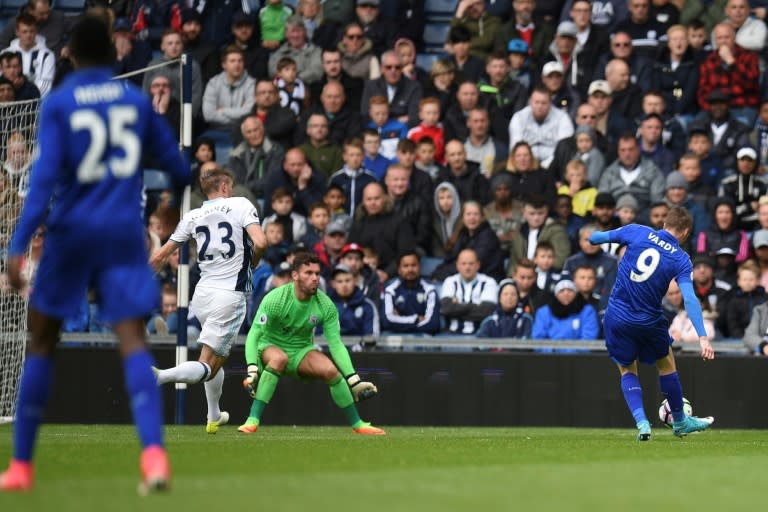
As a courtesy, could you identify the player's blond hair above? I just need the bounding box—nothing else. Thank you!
[200,166,234,195]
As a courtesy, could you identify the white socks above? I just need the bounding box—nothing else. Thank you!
[156,361,211,384]
[205,368,224,421]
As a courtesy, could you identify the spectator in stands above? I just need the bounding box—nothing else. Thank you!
[691,253,733,334]
[268,15,323,85]
[690,90,751,175]
[348,181,417,282]
[553,192,587,251]
[300,202,331,248]
[510,257,546,313]
[637,113,675,176]
[719,146,767,231]
[202,45,255,139]
[722,259,767,339]
[565,127,604,189]
[0,76,15,103]
[423,60,458,124]
[147,284,178,335]
[741,300,768,354]
[696,196,750,263]
[180,7,219,84]
[450,0,500,60]
[263,147,326,217]
[697,23,760,127]
[532,279,599,340]
[501,141,557,208]
[561,223,618,311]
[440,247,498,334]
[443,80,481,142]
[112,17,152,88]
[686,126,726,189]
[613,0,664,58]
[648,200,669,230]
[651,24,699,120]
[259,0,293,51]
[310,49,364,114]
[641,90,686,160]
[381,251,442,334]
[668,295,716,344]
[355,0,397,56]
[586,79,636,150]
[297,81,365,149]
[753,229,768,289]
[445,25,485,83]
[477,53,527,147]
[0,0,73,56]
[324,183,352,229]
[385,163,432,256]
[361,50,423,127]
[396,37,426,84]
[128,0,183,51]
[477,278,533,338]
[338,22,380,81]
[568,0,610,80]
[506,38,533,91]
[228,12,269,81]
[148,74,180,139]
[415,137,444,182]
[533,242,561,294]
[508,86,574,169]
[542,21,592,106]
[484,172,523,252]
[593,30,653,92]
[539,61,580,120]
[360,129,390,180]
[677,153,715,213]
[313,218,348,277]
[339,242,381,306]
[329,137,378,216]
[463,107,506,177]
[407,98,446,164]
[550,103,612,182]
[508,194,571,273]
[431,181,462,258]
[274,57,310,116]
[394,139,435,214]
[228,115,285,208]
[0,167,21,245]
[663,170,709,247]
[142,29,203,115]
[560,0,629,35]
[3,14,55,97]
[605,58,642,121]
[722,0,766,52]
[598,133,665,219]
[437,139,489,203]
[0,51,39,100]
[238,80,297,150]
[297,0,340,51]
[615,193,638,226]
[433,200,505,281]
[297,114,344,179]
[366,95,408,160]
[494,0,554,71]
[328,263,379,337]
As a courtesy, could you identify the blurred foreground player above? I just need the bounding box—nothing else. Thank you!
[240,252,385,435]
[588,207,715,441]
[0,18,189,493]
[151,167,266,434]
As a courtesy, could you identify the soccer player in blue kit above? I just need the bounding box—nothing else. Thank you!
[588,207,715,441]
[0,17,189,492]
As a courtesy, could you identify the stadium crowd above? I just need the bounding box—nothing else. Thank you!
[7,0,768,354]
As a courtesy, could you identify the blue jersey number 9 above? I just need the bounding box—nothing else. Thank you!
[70,106,140,183]
[630,248,661,283]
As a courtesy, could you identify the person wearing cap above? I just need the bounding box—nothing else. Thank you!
[450,0,501,61]
[439,248,499,334]
[541,21,592,105]
[477,52,527,146]
[354,0,397,58]
[663,170,709,247]
[227,12,270,82]
[327,263,380,337]
[267,15,323,85]
[719,146,767,231]
[613,0,665,59]
[179,7,219,83]
[531,278,599,340]
[111,17,153,88]
[340,242,381,306]
[585,79,635,148]
[598,133,665,219]
[380,251,441,335]
[538,60,580,119]
[751,228,768,287]
[687,90,749,175]
[506,38,532,90]
[493,0,555,71]
[697,23,760,126]
[476,279,533,338]
[588,207,716,440]
[508,85,574,169]
[446,25,485,83]
[637,112,675,176]
[313,217,348,276]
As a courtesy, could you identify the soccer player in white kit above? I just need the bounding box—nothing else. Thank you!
[151,166,267,433]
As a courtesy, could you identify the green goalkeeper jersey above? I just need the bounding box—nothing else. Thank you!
[245,283,356,376]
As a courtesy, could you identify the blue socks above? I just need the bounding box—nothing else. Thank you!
[660,372,685,423]
[620,373,648,425]
[13,354,53,462]
[123,350,164,448]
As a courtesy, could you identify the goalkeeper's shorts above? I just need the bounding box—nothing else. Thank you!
[256,343,318,378]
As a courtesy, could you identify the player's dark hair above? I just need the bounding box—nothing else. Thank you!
[69,17,114,67]
[200,166,234,195]
[292,252,321,271]
[664,207,693,234]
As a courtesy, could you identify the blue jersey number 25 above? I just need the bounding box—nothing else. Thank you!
[70,105,140,183]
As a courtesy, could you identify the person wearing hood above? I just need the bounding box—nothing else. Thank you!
[327,264,380,338]
[477,279,533,338]
[432,181,462,257]
[696,196,750,263]
[483,171,523,253]
[540,21,592,105]
[663,170,709,249]
[532,279,600,339]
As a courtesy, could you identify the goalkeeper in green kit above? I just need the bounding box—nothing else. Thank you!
[239,252,385,435]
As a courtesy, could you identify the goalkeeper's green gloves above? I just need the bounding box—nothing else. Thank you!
[242,364,259,398]
[346,373,378,402]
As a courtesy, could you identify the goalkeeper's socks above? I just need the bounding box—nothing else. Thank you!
[204,368,224,422]
[254,367,281,404]
[14,354,53,462]
[247,401,266,422]
[123,349,164,448]
[343,406,363,428]
[659,372,685,423]
[328,375,354,409]
[156,361,211,385]
[620,373,648,425]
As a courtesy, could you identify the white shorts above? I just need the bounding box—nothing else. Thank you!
[190,287,247,358]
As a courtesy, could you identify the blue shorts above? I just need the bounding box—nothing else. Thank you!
[30,235,159,323]
[603,312,672,367]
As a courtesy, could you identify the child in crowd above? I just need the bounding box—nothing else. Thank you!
[262,187,307,245]
[367,95,407,160]
[506,38,532,91]
[329,137,378,215]
[569,126,605,187]
[431,182,461,258]
[677,153,716,212]
[687,128,723,188]
[723,260,767,339]
[476,279,533,338]
[323,183,351,230]
[340,242,381,306]
[262,221,288,267]
[615,194,638,226]
[669,296,716,343]
[328,264,379,337]
[260,0,292,50]
[147,284,178,335]
[572,265,600,309]
[300,202,331,247]
[557,159,597,217]
[533,242,560,294]
[274,57,308,116]
[407,97,445,163]
[552,193,587,252]
[415,136,443,181]
[362,246,380,277]
[362,129,391,181]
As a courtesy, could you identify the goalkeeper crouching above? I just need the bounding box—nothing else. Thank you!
[239,252,385,435]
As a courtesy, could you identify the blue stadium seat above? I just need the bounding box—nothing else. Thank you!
[425,0,458,20]
[415,53,441,71]
[54,0,86,15]
[143,169,171,191]
[0,0,26,19]
[423,23,451,51]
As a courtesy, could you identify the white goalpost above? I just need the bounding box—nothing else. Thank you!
[0,98,39,424]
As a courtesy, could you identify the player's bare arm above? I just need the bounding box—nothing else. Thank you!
[149,239,181,271]
[245,223,267,268]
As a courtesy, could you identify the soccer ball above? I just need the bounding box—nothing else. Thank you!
[658,397,693,427]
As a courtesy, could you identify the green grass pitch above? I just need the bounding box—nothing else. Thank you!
[2,425,768,511]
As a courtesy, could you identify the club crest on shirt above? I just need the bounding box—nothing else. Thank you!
[257,314,267,325]
[309,314,318,325]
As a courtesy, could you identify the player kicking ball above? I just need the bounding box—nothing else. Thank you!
[151,167,266,434]
[0,17,189,493]
[240,252,385,435]
[588,207,714,441]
